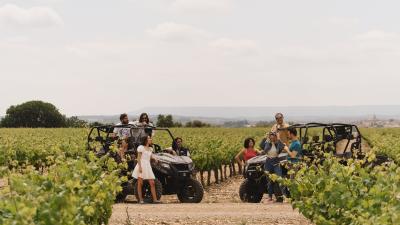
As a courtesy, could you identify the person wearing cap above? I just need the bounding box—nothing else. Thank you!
[260,131,285,202]
[271,113,290,146]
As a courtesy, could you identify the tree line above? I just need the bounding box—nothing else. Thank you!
[0,101,211,128]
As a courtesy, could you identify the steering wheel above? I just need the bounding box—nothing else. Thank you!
[153,144,162,153]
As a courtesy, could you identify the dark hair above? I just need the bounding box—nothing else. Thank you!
[141,135,150,146]
[139,113,149,123]
[275,113,284,119]
[244,138,255,148]
[288,127,297,136]
[172,137,183,150]
[120,113,128,121]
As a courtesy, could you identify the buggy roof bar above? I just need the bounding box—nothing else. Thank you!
[285,122,358,130]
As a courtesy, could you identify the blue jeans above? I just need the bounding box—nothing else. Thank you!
[264,158,283,198]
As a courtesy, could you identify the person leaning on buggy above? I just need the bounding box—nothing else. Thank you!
[259,131,285,202]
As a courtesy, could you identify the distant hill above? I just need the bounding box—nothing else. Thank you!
[78,105,400,125]
[130,106,400,119]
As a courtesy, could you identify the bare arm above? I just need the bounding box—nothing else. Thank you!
[137,152,142,173]
[235,149,245,166]
[284,146,298,158]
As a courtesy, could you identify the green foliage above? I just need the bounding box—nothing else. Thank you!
[362,128,400,163]
[1,101,66,128]
[65,116,88,128]
[0,128,88,169]
[156,114,175,127]
[285,153,400,225]
[0,155,121,225]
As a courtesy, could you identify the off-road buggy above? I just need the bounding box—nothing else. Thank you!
[87,124,204,203]
[239,122,375,203]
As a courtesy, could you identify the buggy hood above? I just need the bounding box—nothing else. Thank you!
[246,155,267,165]
[153,152,193,164]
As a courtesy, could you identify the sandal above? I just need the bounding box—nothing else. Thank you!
[139,200,145,204]
[152,200,162,204]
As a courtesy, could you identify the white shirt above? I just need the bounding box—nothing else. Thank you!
[113,122,135,138]
[267,143,279,158]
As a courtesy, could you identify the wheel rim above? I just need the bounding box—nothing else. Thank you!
[182,184,196,200]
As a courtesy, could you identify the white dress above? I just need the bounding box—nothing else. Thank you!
[132,145,155,180]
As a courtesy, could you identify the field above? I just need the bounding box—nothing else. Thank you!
[1,127,400,224]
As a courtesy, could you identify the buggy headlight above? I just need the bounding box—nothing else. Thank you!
[160,163,170,169]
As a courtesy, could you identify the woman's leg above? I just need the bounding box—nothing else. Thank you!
[149,179,158,202]
[267,182,273,200]
[137,178,143,202]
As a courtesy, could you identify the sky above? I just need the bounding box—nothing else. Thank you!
[0,0,399,116]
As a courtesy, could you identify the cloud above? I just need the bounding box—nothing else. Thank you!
[209,38,257,55]
[353,30,400,54]
[354,30,399,41]
[0,4,63,28]
[328,17,360,26]
[170,0,232,13]
[146,22,210,42]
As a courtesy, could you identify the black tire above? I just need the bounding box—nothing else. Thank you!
[115,180,134,203]
[239,179,263,203]
[134,179,162,203]
[177,178,204,203]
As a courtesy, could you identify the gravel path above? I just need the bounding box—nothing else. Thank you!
[109,176,311,225]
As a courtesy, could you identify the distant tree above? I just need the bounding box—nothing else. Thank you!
[255,121,275,127]
[156,114,175,127]
[174,122,183,127]
[185,120,210,128]
[223,120,249,128]
[1,101,66,128]
[65,116,87,128]
[89,121,107,127]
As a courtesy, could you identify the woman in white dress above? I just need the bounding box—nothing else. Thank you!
[132,135,160,204]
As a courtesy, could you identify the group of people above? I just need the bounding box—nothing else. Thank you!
[113,112,301,204]
[112,113,189,204]
[235,113,302,202]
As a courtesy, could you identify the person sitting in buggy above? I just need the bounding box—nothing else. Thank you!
[260,131,285,202]
[132,112,155,139]
[164,137,191,157]
[113,113,135,159]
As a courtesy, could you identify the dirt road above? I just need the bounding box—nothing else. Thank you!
[109,176,311,225]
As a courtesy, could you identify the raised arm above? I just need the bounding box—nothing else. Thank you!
[283,145,298,158]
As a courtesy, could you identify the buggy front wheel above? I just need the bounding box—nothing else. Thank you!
[177,178,204,203]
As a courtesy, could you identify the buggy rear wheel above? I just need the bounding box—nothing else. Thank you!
[177,178,204,203]
[134,178,162,203]
[239,179,263,203]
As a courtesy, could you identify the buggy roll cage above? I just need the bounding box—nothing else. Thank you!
[87,124,175,151]
[280,122,362,155]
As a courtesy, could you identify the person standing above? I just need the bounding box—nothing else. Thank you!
[271,113,290,145]
[133,113,155,140]
[284,128,302,163]
[132,135,161,204]
[261,132,285,202]
[133,113,154,127]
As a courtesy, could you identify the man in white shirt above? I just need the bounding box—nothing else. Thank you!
[113,113,135,159]
[271,113,290,146]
